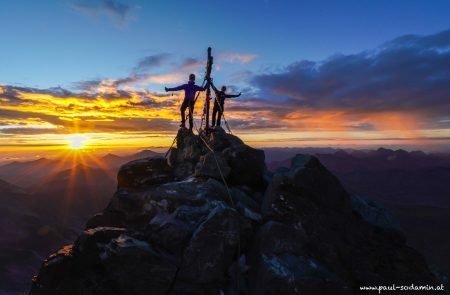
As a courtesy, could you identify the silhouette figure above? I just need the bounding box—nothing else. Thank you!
[165,73,206,130]
[210,81,241,127]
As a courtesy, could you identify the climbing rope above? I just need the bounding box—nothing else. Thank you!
[164,135,178,159]
[211,95,233,134]
[192,119,241,294]
[163,48,240,291]
[164,84,241,292]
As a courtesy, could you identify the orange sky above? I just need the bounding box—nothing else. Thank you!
[1,82,450,163]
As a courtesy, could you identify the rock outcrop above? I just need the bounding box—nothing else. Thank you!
[31,128,442,294]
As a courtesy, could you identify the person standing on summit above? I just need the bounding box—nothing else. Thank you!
[165,73,206,130]
[209,80,241,127]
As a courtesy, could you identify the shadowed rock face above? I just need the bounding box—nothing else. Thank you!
[30,129,442,295]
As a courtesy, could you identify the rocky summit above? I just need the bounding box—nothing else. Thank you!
[30,128,442,294]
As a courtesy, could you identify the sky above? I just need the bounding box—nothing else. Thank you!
[1,0,450,160]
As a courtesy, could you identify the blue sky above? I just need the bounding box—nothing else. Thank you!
[1,0,450,89]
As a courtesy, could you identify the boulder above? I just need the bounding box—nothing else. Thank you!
[102,234,178,295]
[351,195,400,231]
[195,151,231,181]
[289,154,351,209]
[117,157,173,189]
[259,154,438,293]
[249,254,348,295]
[223,144,267,187]
[207,128,244,151]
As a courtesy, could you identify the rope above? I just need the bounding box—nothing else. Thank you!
[164,50,240,292]
[193,119,241,294]
[164,135,178,159]
[165,80,241,293]
[212,95,233,134]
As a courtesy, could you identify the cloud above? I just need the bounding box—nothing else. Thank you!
[0,84,181,135]
[4,30,450,142]
[218,52,258,64]
[71,0,133,26]
[133,53,171,73]
[251,29,450,122]
[74,55,204,93]
[180,58,204,70]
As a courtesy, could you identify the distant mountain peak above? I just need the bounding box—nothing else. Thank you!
[31,129,441,294]
[102,153,122,159]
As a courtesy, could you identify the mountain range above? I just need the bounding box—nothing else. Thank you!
[30,129,446,294]
[0,150,163,294]
[1,146,450,293]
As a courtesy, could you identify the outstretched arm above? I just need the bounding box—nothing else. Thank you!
[165,84,185,92]
[225,92,241,98]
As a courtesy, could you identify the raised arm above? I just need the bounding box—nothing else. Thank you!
[165,84,185,92]
[225,92,241,99]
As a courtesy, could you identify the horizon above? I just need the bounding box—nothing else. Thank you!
[1,141,449,166]
[1,0,450,160]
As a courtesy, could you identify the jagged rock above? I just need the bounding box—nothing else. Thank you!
[101,234,178,295]
[177,204,240,283]
[147,202,211,255]
[195,151,231,180]
[85,211,126,229]
[351,195,400,231]
[258,154,437,293]
[208,128,244,151]
[249,254,348,295]
[223,145,266,187]
[32,132,443,295]
[289,154,351,209]
[117,157,172,188]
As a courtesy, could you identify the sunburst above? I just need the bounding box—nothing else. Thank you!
[67,134,89,150]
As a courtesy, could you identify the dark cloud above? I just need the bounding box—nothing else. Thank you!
[74,75,144,93]
[0,127,64,135]
[228,117,285,130]
[0,109,65,127]
[133,53,171,73]
[251,29,450,117]
[74,55,203,93]
[0,86,22,103]
[67,117,177,133]
[127,99,156,106]
[73,79,103,92]
[72,0,132,25]
[1,85,80,102]
[180,58,203,70]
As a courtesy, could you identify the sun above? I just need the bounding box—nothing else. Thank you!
[67,134,89,150]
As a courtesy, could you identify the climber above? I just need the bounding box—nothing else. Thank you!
[209,79,241,127]
[165,73,206,130]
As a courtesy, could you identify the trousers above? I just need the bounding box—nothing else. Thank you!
[181,99,194,129]
[212,99,224,127]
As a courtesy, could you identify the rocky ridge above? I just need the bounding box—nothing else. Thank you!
[30,128,443,294]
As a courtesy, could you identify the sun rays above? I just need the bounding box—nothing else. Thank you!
[66,134,90,150]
